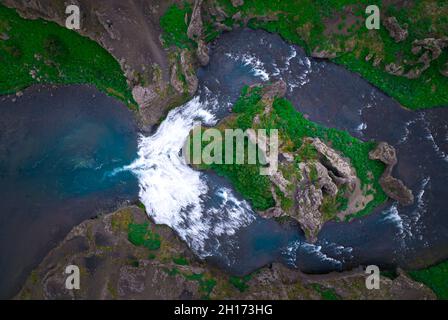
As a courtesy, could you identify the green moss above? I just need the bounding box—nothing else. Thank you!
[311,283,341,300]
[184,273,217,299]
[408,260,448,300]
[128,222,161,251]
[173,256,189,266]
[0,5,135,107]
[229,275,252,292]
[160,3,194,48]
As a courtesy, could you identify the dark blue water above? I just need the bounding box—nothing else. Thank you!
[0,85,139,298]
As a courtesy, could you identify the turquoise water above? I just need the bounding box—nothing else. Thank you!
[0,85,139,298]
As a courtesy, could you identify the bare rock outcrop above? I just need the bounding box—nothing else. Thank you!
[197,39,210,66]
[369,142,414,206]
[307,137,357,188]
[311,48,337,59]
[261,79,287,101]
[231,0,245,7]
[295,181,324,242]
[314,162,338,197]
[187,0,203,40]
[383,17,408,43]
[404,37,448,79]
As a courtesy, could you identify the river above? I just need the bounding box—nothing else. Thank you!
[1,28,447,298]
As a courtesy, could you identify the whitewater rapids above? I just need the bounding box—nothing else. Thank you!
[124,92,256,259]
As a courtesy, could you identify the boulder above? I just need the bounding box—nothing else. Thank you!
[404,37,448,79]
[368,142,397,167]
[441,62,448,78]
[369,142,414,206]
[380,176,414,206]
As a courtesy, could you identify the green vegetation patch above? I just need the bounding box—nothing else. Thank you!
[229,274,252,292]
[160,3,194,49]
[0,4,135,107]
[128,222,161,251]
[172,256,189,265]
[311,283,341,300]
[408,260,448,300]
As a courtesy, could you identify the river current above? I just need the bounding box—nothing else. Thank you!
[126,29,448,275]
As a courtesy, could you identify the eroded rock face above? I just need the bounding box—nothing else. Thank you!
[307,137,357,188]
[369,142,414,206]
[180,50,199,95]
[197,39,210,66]
[187,0,204,41]
[383,17,408,43]
[293,160,343,241]
[314,162,338,197]
[295,182,324,242]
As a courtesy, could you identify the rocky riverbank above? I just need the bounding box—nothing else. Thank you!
[17,205,435,300]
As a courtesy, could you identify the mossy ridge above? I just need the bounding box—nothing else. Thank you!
[0,4,136,108]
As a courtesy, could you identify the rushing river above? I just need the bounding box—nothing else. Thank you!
[1,28,447,298]
[126,28,448,275]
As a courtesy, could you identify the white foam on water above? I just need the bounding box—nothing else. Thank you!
[289,55,312,90]
[425,128,448,163]
[356,122,367,133]
[282,240,343,268]
[381,176,431,251]
[123,93,255,259]
[225,52,270,81]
